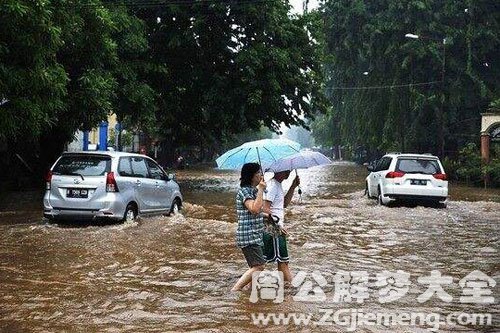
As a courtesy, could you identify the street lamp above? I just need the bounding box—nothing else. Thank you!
[404,33,419,39]
[405,32,447,158]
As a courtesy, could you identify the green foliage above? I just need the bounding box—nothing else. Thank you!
[310,108,336,147]
[439,143,500,187]
[313,0,500,161]
[0,0,67,140]
[483,145,500,186]
[489,98,500,114]
[455,143,483,185]
[222,127,274,151]
[136,1,327,150]
[0,0,160,179]
[1,0,326,179]
[285,125,314,148]
[108,128,133,148]
[108,4,156,131]
[483,159,500,186]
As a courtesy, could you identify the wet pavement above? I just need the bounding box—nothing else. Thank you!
[0,162,499,332]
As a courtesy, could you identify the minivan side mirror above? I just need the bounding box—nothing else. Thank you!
[167,173,176,181]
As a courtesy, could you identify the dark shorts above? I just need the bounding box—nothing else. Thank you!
[263,232,289,263]
[241,244,266,267]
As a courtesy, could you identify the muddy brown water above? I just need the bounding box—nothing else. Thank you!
[0,163,498,332]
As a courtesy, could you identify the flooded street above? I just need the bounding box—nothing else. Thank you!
[0,163,499,332]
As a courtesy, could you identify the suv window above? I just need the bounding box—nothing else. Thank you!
[118,157,133,177]
[396,158,441,174]
[130,157,149,178]
[53,155,111,176]
[146,159,164,180]
[377,157,392,171]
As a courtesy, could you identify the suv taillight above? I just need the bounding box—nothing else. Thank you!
[106,172,119,192]
[45,170,52,190]
[386,171,405,178]
[433,173,447,180]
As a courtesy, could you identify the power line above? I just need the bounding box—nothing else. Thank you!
[325,80,442,91]
[64,0,279,8]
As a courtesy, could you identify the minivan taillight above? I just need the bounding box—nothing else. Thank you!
[106,172,119,192]
[386,171,405,178]
[45,170,52,190]
[433,173,447,180]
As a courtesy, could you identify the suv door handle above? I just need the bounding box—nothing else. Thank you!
[135,180,141,186]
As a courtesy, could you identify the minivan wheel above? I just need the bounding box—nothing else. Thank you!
[123,204,137,222]
[169,198,181,216]
[366,182,374,198]
[438,202,447,209]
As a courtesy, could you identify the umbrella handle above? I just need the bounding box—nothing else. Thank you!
[295,169,302,196]
[257,147,268,193]
[256,147,263,174]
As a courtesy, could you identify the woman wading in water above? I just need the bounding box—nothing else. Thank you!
[231,163,267,291]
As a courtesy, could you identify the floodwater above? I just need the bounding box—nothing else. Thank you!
[0,163,499,332]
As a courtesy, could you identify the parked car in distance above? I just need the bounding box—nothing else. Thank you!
[43,151,182,222]
[365,153,448,207]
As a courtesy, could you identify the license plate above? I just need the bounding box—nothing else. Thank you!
[410,179,427,186]
[66,188,88,198]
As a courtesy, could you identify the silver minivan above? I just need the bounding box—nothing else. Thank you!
[43,151,182,222]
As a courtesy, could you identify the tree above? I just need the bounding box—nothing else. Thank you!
[314,0,500,161]
[489,98,500,114]
[136,1,327,162]
[0,0,67,142]
[1,0,153,182]
[1,0,327,186]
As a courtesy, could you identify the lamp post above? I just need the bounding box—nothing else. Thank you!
[405,33,447,158]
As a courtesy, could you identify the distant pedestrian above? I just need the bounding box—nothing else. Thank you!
[176,155,185,169]
[231,163,267,291]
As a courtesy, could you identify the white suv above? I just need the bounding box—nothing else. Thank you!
[43,151,183,222]
[366,153,448,207]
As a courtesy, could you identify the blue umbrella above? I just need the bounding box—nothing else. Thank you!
[216,138,301,170]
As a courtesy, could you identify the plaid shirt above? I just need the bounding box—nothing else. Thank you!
[235,186,264,248]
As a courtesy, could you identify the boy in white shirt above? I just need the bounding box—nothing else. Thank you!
[263,170,300,282]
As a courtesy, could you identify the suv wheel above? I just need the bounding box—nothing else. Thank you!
[123,204,137,222]
[377,186,385,206]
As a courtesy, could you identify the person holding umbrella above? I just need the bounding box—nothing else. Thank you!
[262,170,300,282]
[231,163,268,292]
[261,150,331,282]
[216,139,303,291]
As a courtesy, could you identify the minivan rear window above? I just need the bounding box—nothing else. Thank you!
[396,158,440,174]
[53,155,111,176]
